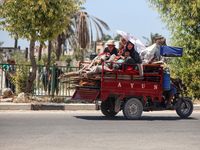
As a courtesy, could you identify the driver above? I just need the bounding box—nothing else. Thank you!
[165,78,178,108]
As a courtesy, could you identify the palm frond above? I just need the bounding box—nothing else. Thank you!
[89,20,93,45]
[91,15,110,30]
[93,23,100,42]
[90,17,104,37]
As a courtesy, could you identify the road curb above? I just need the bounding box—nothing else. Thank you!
[194,104,200,110]
[64,104,96,110]
[0,103,96,111]
[0,103,31,110]
[31,104,65,110]
[0,103,200,111]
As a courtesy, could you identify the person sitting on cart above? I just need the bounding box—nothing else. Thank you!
[119,41,141,62]
[103,40,118,56]
[123,51,138,70]
[125,41,141,63]
[121,37,127,51]
[112,45,124,63]
[118,44,125,56]
[113,51,136,71]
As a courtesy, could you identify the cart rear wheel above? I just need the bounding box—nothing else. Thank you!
[101,100,118,117]
[176,98,193,118]
[123,98,143,120]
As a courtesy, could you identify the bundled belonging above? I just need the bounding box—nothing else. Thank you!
[140,43,158,65]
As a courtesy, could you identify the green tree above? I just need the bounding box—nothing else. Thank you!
[168,56,200,99]
[101,34,112,42]
[63,11,110,61]
[147,0,200,99]
[146,0,200,58]
[12,62,35,95]
[36,52,56,66]
[54,9,110,61]
[0,41,3,46]
[11,52,26,64]
[59,55,72,66]
[71,43,88,62]
[0,0,81,97]
[142,32,162,46]
[114,34,121,41]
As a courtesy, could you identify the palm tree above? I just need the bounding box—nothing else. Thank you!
[54,10,110,61]
[54,8,81,61]
[143,32,162,46]
[54,13,78,61]
[77,11,110,49]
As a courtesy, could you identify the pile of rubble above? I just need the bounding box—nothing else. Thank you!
[0,88,27,103]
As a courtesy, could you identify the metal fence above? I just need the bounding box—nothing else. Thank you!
[0,63,79,99]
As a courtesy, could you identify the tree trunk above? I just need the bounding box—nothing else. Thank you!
[24,40,36,100]
[48,40,52,64]
[62,32,66,56]
[56,34,62,61]
[38,44,42,61]
[25,47,28,61]
[63,40,67,56]
[81,49,84,62]
[14,37,18,49]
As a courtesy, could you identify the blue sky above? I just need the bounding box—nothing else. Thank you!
[0,0,170,50]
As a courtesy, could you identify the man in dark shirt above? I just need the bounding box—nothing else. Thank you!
[40,62,52,95]
[103,40,118,56]
[7,60,16,93]
[53,63,64,95]
[1,59,11,88]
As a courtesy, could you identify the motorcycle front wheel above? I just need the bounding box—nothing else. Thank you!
[176,97,193,118]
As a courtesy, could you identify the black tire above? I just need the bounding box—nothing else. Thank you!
[123,98,143,120]
[101,100,118,117]
[176,97,193,118]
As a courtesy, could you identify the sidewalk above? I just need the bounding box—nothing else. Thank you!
[0,103,96,110]
[0,103,200,111]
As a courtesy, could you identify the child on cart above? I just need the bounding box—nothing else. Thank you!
[112,51,138,71]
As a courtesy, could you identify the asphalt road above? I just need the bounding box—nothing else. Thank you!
[0,110,200,150]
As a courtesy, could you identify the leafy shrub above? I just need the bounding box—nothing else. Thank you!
[11,62,35,94]
[59,55,72,66]
[168,56,200,99]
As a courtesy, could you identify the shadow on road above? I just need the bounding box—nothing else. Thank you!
[74,115,197,121]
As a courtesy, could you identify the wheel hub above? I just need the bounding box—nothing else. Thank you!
[128,103,138,115]
[181,102,190,114]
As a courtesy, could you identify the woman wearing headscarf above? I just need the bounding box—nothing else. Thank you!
[124,41,141,64]
[121,41,141,70]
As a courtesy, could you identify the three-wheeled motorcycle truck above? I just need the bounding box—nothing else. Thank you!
[71,46,193,120]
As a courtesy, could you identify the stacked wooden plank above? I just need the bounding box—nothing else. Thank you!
[62,69,102,89]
